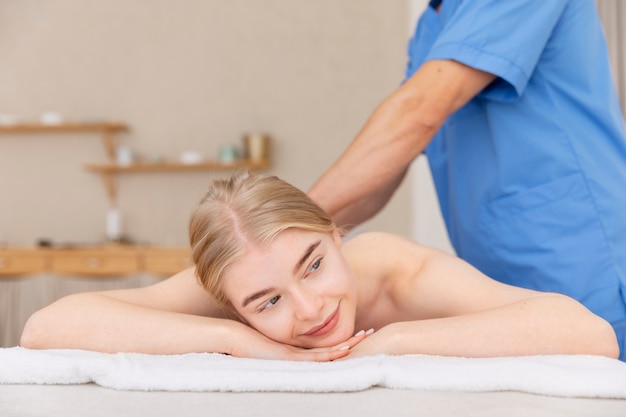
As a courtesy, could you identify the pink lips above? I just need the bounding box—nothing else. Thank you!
[303,305,340,337]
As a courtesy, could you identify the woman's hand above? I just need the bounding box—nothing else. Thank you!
[340,326,395,359]
[227,321,371,362]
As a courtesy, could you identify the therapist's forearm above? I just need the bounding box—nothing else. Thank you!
[309,60,496,219]
[331,167,408,229]
[309,86,435,218]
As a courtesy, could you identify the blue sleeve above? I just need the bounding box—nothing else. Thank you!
[425,0,568,101]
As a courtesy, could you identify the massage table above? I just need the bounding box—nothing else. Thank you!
[1,348,626,416]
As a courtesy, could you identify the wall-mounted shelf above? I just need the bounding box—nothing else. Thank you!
[0,122,128,159]
[1,121,272,230]
[84,159,271,203]
[84,159,270,173]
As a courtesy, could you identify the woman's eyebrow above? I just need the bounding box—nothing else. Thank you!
[242,288,275,309]
[293,240,321,274]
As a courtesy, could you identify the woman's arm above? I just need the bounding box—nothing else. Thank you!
[346,233,619,358]
[355,294,619,358]
[20,267,361,361]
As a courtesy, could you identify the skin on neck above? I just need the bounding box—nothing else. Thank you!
[342,237,399,332]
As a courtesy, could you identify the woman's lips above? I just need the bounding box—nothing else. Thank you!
[303,304,340,337]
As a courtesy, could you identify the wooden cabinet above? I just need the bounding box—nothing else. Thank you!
[142,247,194,276]
[0,247,192,278]
[50,248,142,277]
[0,249,48,276]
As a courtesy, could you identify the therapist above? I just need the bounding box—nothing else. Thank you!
[308,0,626,360]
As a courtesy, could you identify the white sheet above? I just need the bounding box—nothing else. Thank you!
[1,347,626,398]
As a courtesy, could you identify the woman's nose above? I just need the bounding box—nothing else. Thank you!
[292,288,323,320]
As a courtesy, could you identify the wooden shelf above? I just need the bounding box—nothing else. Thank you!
[0,122,127,133]
[0,121,128,159]
[85,159,271,204]
[84,159,270,173]
[1,120,272,213]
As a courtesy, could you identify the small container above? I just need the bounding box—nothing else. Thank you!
[40,112,64,125]
[179,151,203,164]
[218,145,239,164]
[106,207,122,242]
[0,114,20,126]
[243,133,270,162]
[116,146,135,166]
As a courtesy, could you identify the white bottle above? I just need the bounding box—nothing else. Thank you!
[106,207,122,242]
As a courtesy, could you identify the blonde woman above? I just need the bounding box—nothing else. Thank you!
[21,172,619,361]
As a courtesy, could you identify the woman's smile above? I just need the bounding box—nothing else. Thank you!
[303,303,341,337]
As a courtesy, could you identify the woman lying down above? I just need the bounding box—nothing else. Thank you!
[21,172,619,361]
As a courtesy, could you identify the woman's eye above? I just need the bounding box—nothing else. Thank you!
[262,295,280,311]
[309,258,322,273]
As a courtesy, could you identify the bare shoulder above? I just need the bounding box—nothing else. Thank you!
[343,232,556,322]
[342,231,412,251]
[342,231,438,267]
[341,232,438,286]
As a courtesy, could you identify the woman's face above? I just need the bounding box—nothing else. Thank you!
[221,228,358,349]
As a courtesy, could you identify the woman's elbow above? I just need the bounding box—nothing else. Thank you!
[20,297,74,349]
[588,316,620,359]
[21,292,101,350]
[20,309,49,349]
[540,294,619,359]
[564,297,620,359]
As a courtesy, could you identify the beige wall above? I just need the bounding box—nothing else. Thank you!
[0,0,411,247]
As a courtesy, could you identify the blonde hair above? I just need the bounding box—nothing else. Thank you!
[189,171,336,304]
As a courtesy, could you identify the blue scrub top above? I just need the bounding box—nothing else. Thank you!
[408,0,626,359]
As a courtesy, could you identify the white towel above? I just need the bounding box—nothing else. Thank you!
[1,347,626,398]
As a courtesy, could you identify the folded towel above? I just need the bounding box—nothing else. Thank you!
[1,347,625,398]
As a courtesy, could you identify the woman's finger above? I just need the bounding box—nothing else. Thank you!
[337,328,375,349]
[304,328,375,354]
